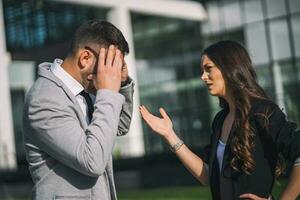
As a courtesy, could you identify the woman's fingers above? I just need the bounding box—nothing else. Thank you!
[159,107,171,121]
[140,106,153,119]
[240,193,268,200]
[140,106,160,125]
[139,106,152,123]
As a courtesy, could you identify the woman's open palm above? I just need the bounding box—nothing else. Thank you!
[139,106,174,137]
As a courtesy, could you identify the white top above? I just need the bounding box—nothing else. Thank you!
[217,139,226,172]
[50,59,90,124]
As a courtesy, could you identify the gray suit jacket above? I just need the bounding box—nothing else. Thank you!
[23,62,134,200]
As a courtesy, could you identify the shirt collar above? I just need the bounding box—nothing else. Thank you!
[51,59,84,96]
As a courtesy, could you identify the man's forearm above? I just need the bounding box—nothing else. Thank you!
[117,78,134,136]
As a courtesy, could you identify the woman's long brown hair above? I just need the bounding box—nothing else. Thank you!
[203,40,268,175]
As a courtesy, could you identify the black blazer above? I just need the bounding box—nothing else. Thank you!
[200,98,300,200]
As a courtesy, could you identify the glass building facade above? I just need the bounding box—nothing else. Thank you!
[134,0,300,154]
[2,0,300,161]
[3,0,108,52]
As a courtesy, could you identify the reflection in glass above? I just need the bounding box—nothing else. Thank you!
[255,65,275,100]
[132,14,208,154]
[223,1,242,29]
[3,0,108,51]
[265,0,286,18]
[207,1,222,33]
[243,0,264,23]
[245,22,269,65]
[291,15,300,57]
[289,0,300,13]
[10,89,25,160]
[269,19,291,60]
[279,60,300,124]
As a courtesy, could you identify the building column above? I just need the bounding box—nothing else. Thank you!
[107,7,145,157]
[0,0,17,170]
[273,62,286,113]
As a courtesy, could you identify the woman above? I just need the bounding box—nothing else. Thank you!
[139,40,300,200]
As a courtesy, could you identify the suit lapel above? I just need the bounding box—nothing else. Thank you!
[38,63,88,129]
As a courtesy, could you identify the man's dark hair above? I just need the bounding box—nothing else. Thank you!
[68,20,129,56]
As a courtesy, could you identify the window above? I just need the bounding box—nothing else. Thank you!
[265,0,287,19]
[243,0,264,23]
[269,19,292,60]
[223,1,242,29]
[291,14,300,57]
[3,0,108,51]
[289,0,300,14]
[245,22,270,65]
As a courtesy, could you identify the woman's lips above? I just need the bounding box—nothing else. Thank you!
[206,83,213,89]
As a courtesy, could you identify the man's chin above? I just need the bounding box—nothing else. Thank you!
[87,86,97,95]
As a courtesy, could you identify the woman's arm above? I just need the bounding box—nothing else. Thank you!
[280,165,300,200]
[139,106,209,184]
[166,132,209,184]
[254,100,300,199]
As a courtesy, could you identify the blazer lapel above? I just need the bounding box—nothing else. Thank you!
[209,108,228,177]
[38,63,88,129]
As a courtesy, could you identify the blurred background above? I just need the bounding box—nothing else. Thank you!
[0,0,300,199]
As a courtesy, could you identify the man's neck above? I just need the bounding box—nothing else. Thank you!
[61,57,82,85]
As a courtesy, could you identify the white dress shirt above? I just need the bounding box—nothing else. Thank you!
[50,59,90,124]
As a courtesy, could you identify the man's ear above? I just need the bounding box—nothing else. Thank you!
[78,50,92,70]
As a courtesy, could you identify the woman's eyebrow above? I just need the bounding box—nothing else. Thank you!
[203,63,213,68]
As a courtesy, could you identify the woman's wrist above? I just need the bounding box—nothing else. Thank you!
[164,130,181,146]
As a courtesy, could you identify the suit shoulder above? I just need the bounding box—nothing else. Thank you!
[25,77,64,104]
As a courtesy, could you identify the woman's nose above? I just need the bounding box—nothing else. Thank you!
[201,71,207,81]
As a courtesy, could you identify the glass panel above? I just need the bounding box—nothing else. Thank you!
[244,0,264,23]
[10,89,25,160]
[223,1,242,29]
[207,1,222,33]
[201,20,211,35]
[132,14,209,154]
[265,0,287,18]
[255,65,275,100]
[269,19,292,60]
[245,22,270,65]
[278,60,300,125]
[291,14,300,57]
[289,0,300,14]
[3,0,108,51]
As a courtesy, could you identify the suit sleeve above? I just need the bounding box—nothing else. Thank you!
[24,89,124,177]
[254,102,300,162]
[117,77,134,136]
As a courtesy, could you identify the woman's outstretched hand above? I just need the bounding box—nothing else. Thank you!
[139,105,174,138]
[240,193,272,200]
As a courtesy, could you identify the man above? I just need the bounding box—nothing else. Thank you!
[23,20,134,200]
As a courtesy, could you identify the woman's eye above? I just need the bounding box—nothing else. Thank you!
[206,67,212,72]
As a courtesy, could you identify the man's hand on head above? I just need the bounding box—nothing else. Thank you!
[121,61,128,82]
[93,45,123,92]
